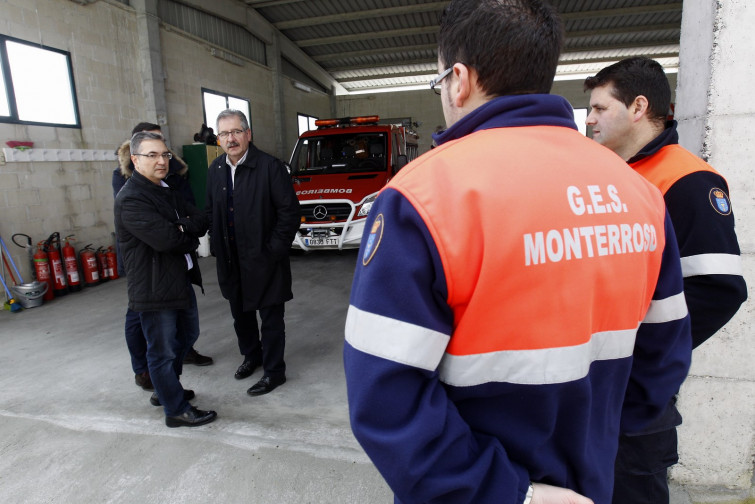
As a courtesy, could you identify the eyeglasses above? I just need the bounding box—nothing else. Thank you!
[430,67,453,95]
[217,129,246,140]
[134,153,172,160]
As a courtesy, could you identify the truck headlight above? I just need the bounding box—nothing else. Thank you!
[358,195,377,217]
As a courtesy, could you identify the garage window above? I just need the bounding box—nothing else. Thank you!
[202,88,252,134]
[297,113,318,136]
[0,35,80,127]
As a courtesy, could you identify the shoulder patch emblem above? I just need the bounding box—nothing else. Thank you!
[362,214,385,266]
[709,187,731,215]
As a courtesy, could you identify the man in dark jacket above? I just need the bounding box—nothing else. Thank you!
[115,131,217,428]
[113,122,213,395]
[584,57,747,504]
[206,109,300,396]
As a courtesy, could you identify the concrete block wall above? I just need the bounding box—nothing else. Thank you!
[0,0,324,281]
[0,0,141,281]
[161,29,276,155]
[281,82,333,159]
[672,0,755,501]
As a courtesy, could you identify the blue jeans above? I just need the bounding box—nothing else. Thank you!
[124,308,148,374]
[139,283,199,416]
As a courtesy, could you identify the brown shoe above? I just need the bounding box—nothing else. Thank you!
[184,347,213,366]
[135,371,154,391]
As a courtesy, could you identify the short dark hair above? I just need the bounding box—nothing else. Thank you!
[131,122,161,136]
[130,131,165,155]
[583,57,671,126]
[438,0,563,96]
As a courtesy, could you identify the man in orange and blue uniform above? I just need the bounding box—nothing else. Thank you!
[585,57,747,504]
[344,2,692,504]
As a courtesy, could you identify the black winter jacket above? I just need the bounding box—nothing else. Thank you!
[114,170,208,311]
[206,145,300,310]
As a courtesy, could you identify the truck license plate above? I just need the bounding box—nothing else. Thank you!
[306,237,339,246]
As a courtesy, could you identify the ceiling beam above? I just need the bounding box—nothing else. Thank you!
[328,45,680,76]
[274,2,448,30]
[244,0,305,8]
[337,70,438,83]
[315,40,679,65]
[568,23,679,39]
[298,26,438,47]
[559,51,679,65]
[330,59,436,74]
[564,39,680,52]
[560,3,682,21]
[296,23,676,49]
[312,44,437,63]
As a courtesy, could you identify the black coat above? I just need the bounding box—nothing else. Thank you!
[114,170,208,311]
[206,145,300,310]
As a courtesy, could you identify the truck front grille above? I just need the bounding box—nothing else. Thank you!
[301,202,353,222]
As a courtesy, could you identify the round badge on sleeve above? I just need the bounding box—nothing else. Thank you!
[709,187,732,215]
[362,214,385,266]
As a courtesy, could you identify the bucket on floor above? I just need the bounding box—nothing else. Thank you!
[11,281,48,308]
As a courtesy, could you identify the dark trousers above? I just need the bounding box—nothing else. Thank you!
[228,295,286,379]
[139,283,199,416]
[124,307,148,374]
[612,428,678,504]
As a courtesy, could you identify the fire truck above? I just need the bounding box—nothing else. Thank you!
[289,115,419,251]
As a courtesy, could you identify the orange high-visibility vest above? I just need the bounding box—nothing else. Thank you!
[391,126,667,360]
[631,144,718,196]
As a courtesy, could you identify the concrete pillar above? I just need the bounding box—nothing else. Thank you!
[131,0,170,145]
[267,32,286,159]
[673,0,755,500]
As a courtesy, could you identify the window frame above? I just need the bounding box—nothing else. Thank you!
[0,34,81,128]
[202,87,252,136]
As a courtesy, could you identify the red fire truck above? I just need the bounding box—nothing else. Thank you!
[289,115,419,251]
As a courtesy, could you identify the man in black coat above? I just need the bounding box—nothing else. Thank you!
[113,122,213,395]
[115,131,217,427]
[206,109,300,396]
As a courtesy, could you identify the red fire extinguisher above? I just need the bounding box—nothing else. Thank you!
[96,246,110,283]
[106,246,119,280]
[34,241,55,301]
[45,232,68,297]
[80,245,100,286]
[63,235,82,292]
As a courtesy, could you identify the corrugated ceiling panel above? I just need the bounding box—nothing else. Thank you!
[244,0,682,92]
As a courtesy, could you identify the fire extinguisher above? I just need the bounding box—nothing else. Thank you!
[45,232,68,297]
[80,245,100,286]
[34,241,55,301]
[63,235,82,292]
[106,246,119,280]
[96,246,110,283]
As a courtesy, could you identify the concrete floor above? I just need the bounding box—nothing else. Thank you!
[0,251,393,504]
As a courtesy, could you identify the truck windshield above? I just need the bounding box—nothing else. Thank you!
[291,133,387,175]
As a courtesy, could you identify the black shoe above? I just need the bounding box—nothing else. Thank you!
[135,372,154,391]
[234,358,261,380]
[247,375,286,396]
[183,347,213,366]
[165,406,217,428]
[150,389,196,406]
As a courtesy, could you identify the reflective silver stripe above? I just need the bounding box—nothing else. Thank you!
[345,305,450,371]
[642,292,688,324]
[681,253,743,277]
[347,303,640,386]
[438,329,637,386]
